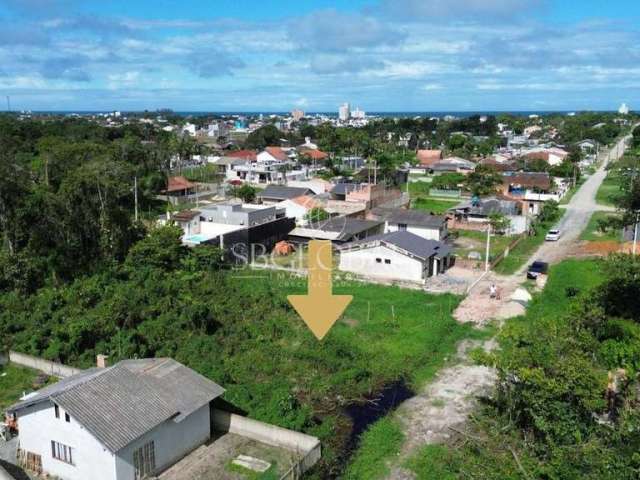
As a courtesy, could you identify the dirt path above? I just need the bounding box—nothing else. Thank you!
[382,134,632,480]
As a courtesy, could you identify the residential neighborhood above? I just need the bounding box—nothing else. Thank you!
[1,1,640,479]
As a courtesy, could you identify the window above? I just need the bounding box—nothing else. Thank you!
[384,259,391,264]
[65,412,70,423]
[54,405,59,419]
[51,441,74,465]
[133,441,156,480]
[375,258,382,263]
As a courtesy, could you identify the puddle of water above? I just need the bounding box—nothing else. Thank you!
[344,379,414,451]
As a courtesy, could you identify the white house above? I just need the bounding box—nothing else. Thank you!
[369,208,448,241]
[338,231,453,283]
[7,358,224,480]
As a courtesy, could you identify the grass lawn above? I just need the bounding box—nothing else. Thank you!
[412,197,459,215]
[0,364,51,409]
[493,223,552,275]
[596,172,622,207]
[452,230,514,262]
[580,211,622,242]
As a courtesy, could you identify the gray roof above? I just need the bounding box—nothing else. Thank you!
[330,183,362,196]
[451,197,519,217]
[8,358,224,453]
[317,217,383,241]
[258,185,313,200]
[341,230,451,260]
[370,208,446,229]
[214,156,247,166]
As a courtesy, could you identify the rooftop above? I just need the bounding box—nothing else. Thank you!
[341,230,451,260]
[258,185,314,200]
[369,207,446,228]
[8,358,224,453]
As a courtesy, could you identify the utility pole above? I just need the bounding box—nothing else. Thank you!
[485,224,491,272]
[134,176,139,222]
[633,214,638,256]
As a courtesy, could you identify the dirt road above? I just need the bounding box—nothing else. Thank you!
[383,133,632,480]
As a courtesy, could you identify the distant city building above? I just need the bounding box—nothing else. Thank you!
[291,109,305,121]
[619,103,630,115]
[351,107,366,119]
[339,103,351,122]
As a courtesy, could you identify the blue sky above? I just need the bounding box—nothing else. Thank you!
[0,0,639,111]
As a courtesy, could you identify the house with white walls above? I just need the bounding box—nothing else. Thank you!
[6,358,224,480]
[338,230,453,283]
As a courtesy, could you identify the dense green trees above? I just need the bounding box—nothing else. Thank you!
[465,165,503,196]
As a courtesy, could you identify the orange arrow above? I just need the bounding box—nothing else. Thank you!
[288,240,353,340]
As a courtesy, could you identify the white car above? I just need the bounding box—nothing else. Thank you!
[545,229,561,241]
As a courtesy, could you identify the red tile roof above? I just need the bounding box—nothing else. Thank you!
[164,176,197,193]
[265,146,288,161]
[300,149,329,161]
[227,149,257,161]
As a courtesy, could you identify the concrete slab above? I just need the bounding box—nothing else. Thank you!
[158,432,295,480]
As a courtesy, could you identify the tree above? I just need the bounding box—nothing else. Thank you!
[489,213,510,234]
[465,165,503,196]
[232,184,257,203]
[538,200,560,224]
[304,207,329,224]
[245,125,281,150]
[125,225,187,271]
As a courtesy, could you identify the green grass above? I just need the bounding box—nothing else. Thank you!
[580,211,622,242]
[343,417,404,479]
[226,462,279,479]
[596,172,622,207]
[0,364,50,409]
[412,197,459,215]
[406,445,462,480]
[453,230,514,262]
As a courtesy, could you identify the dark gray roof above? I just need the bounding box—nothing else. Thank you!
[341,230,451,260]
[258,185,313,200]
[330,183,362,196]
[7,358,224,453]
[317,217,383,241]
[452,197,519,216]
[370,208,446,229]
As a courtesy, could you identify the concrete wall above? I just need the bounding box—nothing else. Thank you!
[211,409,321,475]
[115,404,210,480]
[8,352,81,378]
[339,245,425,282]
[17,402,116,480]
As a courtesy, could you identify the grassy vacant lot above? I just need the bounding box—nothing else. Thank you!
[580,211,621,242]
[596,172,622,207]
[452,230,514,262]
[412,197,459,215]
[404,259,603,479]
[0,364,49,410]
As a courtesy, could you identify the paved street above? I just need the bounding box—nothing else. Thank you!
[520,133,631,269]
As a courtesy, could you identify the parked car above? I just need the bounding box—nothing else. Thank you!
[527,261,549,279]
[545,229,561,241]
